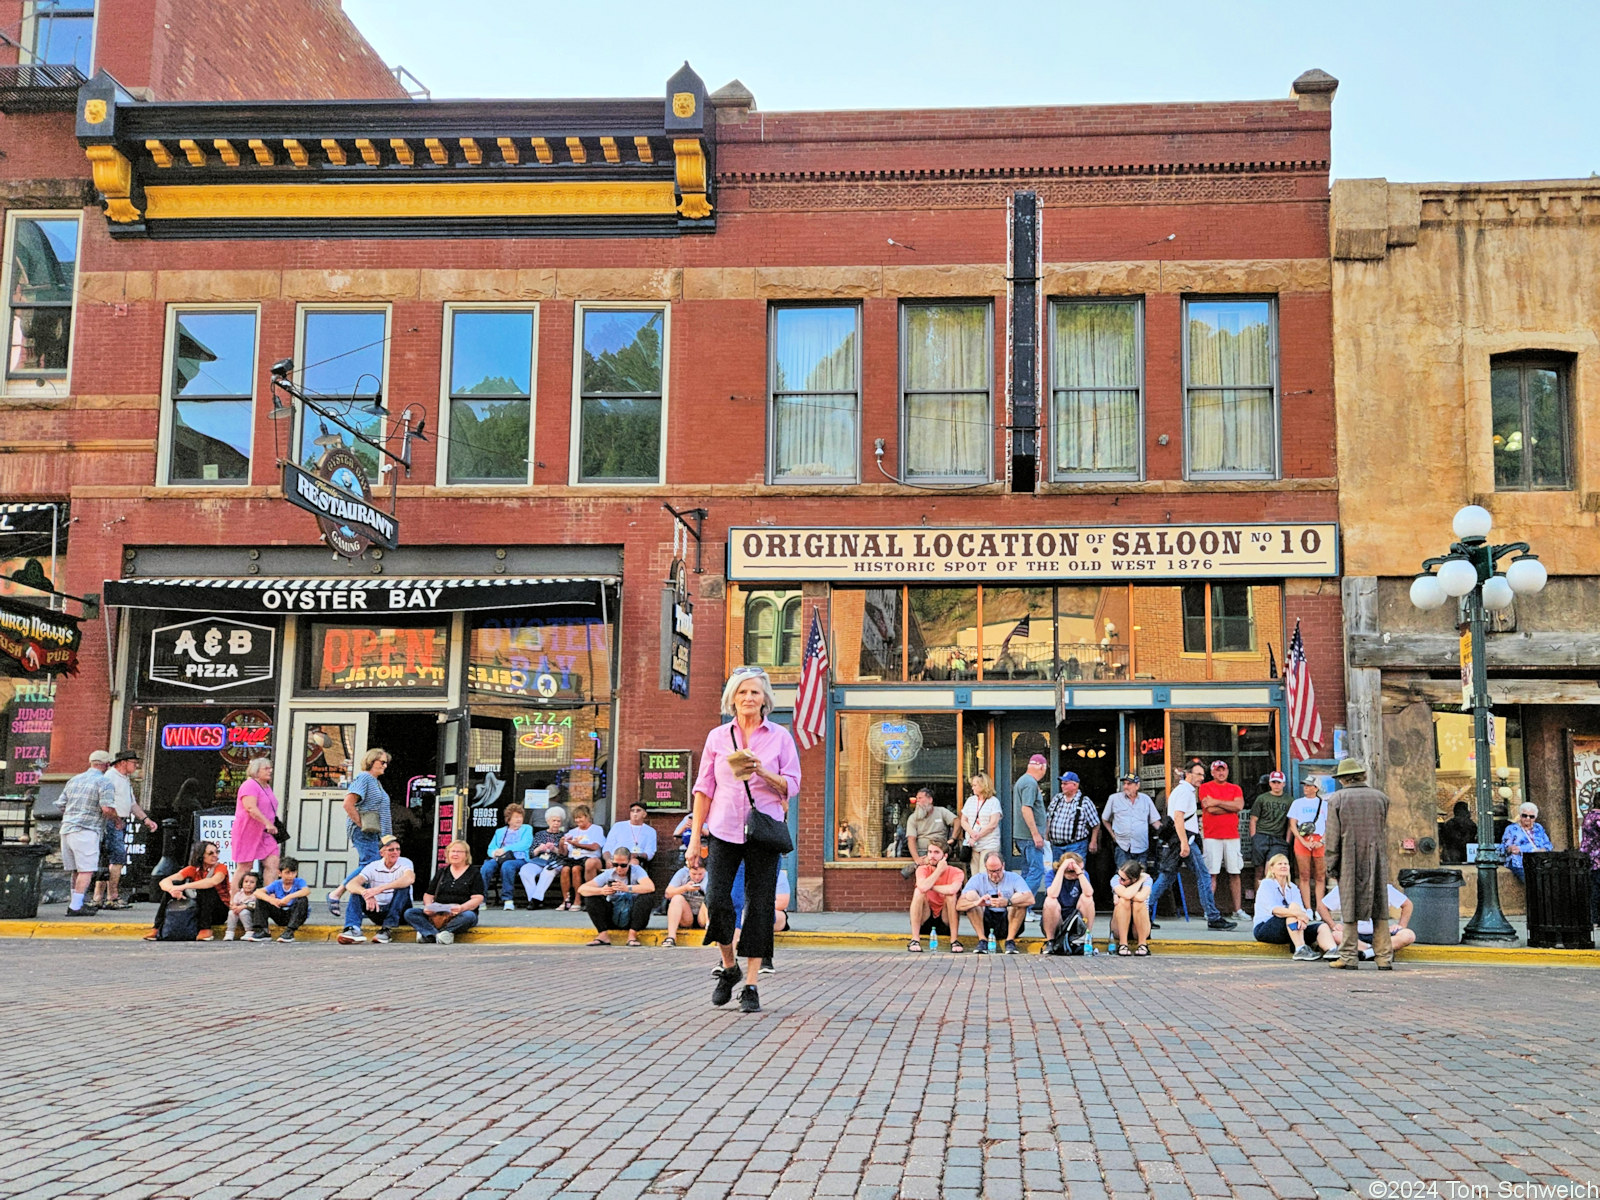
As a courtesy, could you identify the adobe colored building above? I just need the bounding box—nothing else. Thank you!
[0,3,1343,910]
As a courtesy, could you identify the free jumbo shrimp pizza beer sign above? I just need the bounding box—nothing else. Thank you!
[726,523,1339,582]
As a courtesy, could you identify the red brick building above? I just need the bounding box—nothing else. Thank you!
[0,4,1344,909]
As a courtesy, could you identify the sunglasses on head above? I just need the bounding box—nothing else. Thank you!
[730,665,769,678]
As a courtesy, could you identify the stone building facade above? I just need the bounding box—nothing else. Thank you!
[0,3,1346,909]
[1333,176,1600,914]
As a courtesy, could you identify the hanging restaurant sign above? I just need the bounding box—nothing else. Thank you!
[282,449,399,558]
[727,523,1340,582]
[0,594,81,676]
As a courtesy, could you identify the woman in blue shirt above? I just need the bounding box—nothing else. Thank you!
[482,803,535,907]
[1500,803,1553,882]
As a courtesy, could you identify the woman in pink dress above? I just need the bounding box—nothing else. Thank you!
[230,757,281,891]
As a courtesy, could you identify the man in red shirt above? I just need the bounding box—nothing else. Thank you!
[1198,760,1247,922]
[907,839,966,952]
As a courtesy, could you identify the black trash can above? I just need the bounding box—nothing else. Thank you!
[1398,868,1465,945]
[0,844,51,919]
[1524,850,1594,949]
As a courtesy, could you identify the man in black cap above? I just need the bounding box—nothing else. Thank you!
[93,750,157,910]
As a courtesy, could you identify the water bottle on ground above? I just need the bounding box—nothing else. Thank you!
[988,930,997,954]
[929,928,939,951]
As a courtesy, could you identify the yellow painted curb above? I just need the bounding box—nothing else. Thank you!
[2,919,1598,965]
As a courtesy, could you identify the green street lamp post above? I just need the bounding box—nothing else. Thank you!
[1408,504,1547,945]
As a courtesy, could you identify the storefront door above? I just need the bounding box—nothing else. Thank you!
[995,715,1054,871]
[286,710,369,889]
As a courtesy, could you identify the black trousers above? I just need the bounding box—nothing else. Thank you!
[152,887,228,933]
[583,893,652,934]
[705,832,781,961]
[251,897,309,934]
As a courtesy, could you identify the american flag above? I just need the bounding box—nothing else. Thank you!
[794,606,830,750]
[1285,619,1324,760]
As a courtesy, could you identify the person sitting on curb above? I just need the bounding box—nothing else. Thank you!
[518,806,568,909]
[1042,851,1096,953]
[662,855,710,947]
[404,839,485,945]
[481,802,534,908]
[338,836,414,945]
[908,838,965,953]
[603,802,658,866]
[1318,882,1416,961]
[1109,859,1153,957]
[579,845,655,946]
[902,787,956,879]
[957,851,1034,955]
[145,841,230,941]
[1252,852,1338,961]
[251,857,311,942]
[224,871,261,941]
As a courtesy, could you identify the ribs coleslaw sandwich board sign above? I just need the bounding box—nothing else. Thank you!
[727,523,1339,582]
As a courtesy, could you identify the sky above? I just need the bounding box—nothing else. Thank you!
[344,0,1600,182]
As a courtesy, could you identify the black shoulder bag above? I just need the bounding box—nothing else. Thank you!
[730,725,794,854]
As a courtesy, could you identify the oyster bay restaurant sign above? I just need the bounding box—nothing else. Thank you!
[282,449,399,558]
[727,523,1339,582]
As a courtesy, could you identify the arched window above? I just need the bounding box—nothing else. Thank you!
[744,597,777,666]
[779,596,803,666]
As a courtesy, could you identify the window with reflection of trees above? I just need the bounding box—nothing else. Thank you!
[447,308,535,483]
[578,308,664,483]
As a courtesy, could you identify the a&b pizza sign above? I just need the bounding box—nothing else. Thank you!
[149,617,275,693]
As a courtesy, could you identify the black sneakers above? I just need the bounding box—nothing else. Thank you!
[1207,917,1238,931]
[711,963,743,1006]
[759,956,775,974]
[738,985,761,1013]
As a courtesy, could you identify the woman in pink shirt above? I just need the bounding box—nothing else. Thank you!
[229,757,281,890]
[688,666,800,1015]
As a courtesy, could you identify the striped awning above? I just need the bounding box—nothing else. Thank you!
[103,575,616,616]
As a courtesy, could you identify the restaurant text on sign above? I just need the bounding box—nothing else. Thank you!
[726,523,1340,582]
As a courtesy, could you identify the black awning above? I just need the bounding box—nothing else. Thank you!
[103,575,615,617]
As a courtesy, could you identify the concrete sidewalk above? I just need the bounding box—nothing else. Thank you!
[5,897,1596,966]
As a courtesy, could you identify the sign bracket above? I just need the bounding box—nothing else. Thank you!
[662,504,707,574]
[5,559,99,620]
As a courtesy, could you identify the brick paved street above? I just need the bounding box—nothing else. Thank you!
[2,942,1597,1200]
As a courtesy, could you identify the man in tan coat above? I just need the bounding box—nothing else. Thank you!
[1323,758,1394,970]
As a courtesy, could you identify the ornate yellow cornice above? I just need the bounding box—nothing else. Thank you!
[673,137,712,219]
[83,145,141,222]
[140,179,679,221]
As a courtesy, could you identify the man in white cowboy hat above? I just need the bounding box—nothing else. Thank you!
[1323,758,1395,970]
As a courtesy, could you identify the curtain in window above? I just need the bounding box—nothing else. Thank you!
[1053,302,1138,475]
[773,308,858,479]
[904,305,988,479]
[1186,301,1273,475]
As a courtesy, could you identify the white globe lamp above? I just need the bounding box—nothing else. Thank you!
[1452,505,1493,541]
[1505,555,1548,596]
[1409,574,1448,611]
[1480,574,1515,611]
[1435,556,1480,598]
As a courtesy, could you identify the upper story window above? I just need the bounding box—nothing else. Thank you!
[902,302,991,482]
[1491,354,1572,491]
[443,306,536,484]
[575,306,665,484]
[1181,583,1255,654]
[162,308,257,486]
[296,307,388,478]
[1184,298,1277,479]
[744,590,803,670]
[2,212,79,394]
[27,1,94,74]
[770,304,859,483]
[1051,299,1142,480]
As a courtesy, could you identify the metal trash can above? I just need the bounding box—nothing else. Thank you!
[0,844,50,919]
[1524,850,1594,950]
[1398,868,1465,945]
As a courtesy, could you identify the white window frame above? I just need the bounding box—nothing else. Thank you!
[0,208,82,400]
[569,301,669,486]
[156,303,260,488]
[1181,295,1280,481]
[1048,296,1145,483]
[20,0,97,72]
[898,300,993,484]
[291,304,392,478]
[436,302,540,487]
[767,301,862,485]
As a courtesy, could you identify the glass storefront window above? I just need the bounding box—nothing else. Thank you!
[1170,713,1277,837]
[1433,708,1524,862]
[468,614,613,703]
[1130,587,1210,681]
[908,587,978,681]
[831,588,903,683]
[300,621,449,694]
[980,587,1054,680]
[1211,585,1283,682]
[1056,585,1131,681]
[834,712,957,859]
